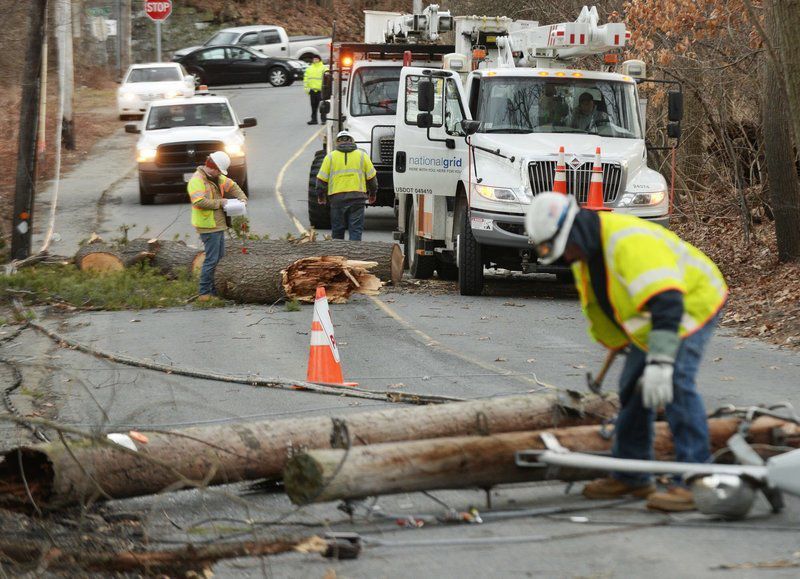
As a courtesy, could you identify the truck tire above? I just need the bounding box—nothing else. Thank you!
[406,206,435,279]
[307,149,331,229]
[268,67,289,87]
[556,270,574,284]
[457,202,484,296]
[139,177,154,205]
[437,262,458,280]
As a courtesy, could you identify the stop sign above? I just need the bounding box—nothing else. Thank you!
[144,0,172,22]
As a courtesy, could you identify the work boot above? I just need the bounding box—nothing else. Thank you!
[582,477,656,499]
[197,294,213,302]
[307,119,318,125]
[646,486,696,512]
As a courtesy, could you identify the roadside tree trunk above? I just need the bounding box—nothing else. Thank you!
[74,240,154,272]
[149,239,204,277]
[763,0,800,262]
[774,0,800,155]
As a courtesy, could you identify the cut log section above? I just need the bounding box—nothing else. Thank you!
[282,256,382,303]
[75,239,155,272]
[283,416,800,504]
[0,392,617,510]
[215,240,402,303]
[149,239,205,278]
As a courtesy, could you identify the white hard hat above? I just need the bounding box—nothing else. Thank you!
[524,192,579,265]
[208,151,230,175]
[336,130,353,141]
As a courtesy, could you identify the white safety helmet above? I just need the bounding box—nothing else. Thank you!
[524,192,579,265]
[208,151,231,175]
[336,130,353,142]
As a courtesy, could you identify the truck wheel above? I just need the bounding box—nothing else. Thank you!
[139,177,154,205]
[307,149,331,229]
[268,67,289,87]
[457,203,484,296]
[406,206,435,279]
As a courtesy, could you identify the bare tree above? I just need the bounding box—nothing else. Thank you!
[762,0,800,261]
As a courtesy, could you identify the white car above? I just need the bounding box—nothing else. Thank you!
[125,95,257,204]
[117,63,196,120]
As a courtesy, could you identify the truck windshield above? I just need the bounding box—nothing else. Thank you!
[350,67,401,117]
[477,77,643,139]
[146,103,234,130]
[205,31,239,46]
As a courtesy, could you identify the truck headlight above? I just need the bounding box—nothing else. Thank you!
[163,90,182,99]
[224,143,245,158]
[137,148,157,162]
[619,190,666,206]
[473,184,521,203]
[120,92,136,101]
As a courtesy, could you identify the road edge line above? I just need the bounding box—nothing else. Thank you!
[275,128,322,236]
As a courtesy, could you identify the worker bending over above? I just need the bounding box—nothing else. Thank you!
[525,193,728,512]
[316,130,378,241]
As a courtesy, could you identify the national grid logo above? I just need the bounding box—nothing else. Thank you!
[408,155,463,172]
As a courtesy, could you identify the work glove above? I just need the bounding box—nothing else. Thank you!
[641,360,673,409]
[317,193,327,205]
[640,329,680,409]
[368,193,377,205]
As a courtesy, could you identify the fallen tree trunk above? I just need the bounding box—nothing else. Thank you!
[0,391,616,510]
[149,239,204,278]
[75,239,154,272]
[214,240,402,303]
[283,416,800,504]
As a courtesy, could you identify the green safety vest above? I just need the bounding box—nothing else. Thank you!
[316,149,376,195]
[187,169,236,229]
[303,61,328,92]
[572,212,728,351]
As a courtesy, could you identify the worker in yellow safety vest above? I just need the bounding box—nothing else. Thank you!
[315,130,378,240]
[525,192,728,513]
[303,55,328,125]
[186,151,248,301]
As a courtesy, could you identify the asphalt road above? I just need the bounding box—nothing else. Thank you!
[12,81,800,577]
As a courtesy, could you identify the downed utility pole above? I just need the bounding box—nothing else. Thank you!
[283,416,800,504]
[0,391,616,510]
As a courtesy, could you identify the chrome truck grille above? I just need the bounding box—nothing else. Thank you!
[157,141,223,167]
[528,160,623,204]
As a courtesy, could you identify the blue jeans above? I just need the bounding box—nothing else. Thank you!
[199,231,225,295]
[612,314,720,485]
[330,201,365,241]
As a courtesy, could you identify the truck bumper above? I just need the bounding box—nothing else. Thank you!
[469,209,532,249]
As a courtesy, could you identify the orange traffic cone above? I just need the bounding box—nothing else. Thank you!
[585,147,610,211]
[553,146,567,195]
[306,286,356,386]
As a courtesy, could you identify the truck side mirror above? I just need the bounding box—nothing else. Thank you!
[239,117,257,128]
[319,100,331,117]
[461,119,481,135]
[668,91,683,122]
[417,112,433,129]
[667,121,681,139]
[125,124,140,134]
[418,80,435,112]
[322,72,332,100]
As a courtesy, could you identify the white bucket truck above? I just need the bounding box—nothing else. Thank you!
[307,4,455,229]
[393,6,683,294]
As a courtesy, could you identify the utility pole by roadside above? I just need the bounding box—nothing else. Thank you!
[57,0,75,150]
[120,0,132,71]
[12,0,49,260]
